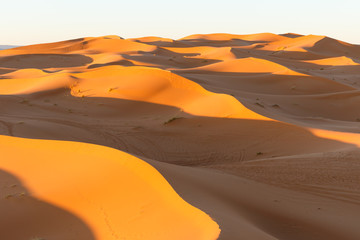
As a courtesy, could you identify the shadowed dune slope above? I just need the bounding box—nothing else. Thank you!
[0,169,96,240]
[0,54,93,69]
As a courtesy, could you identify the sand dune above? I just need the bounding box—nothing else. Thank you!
[1,33,360,240]
[304,56,359,66]
[182,57,291,73]
[0,135,219,240]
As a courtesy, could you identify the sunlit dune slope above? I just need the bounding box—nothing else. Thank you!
[0,72,74,95]
[182,57,297,73]
[72,66,267,119]
[304,56,359,66]
[0,135,220,240]
[0,65,266,120]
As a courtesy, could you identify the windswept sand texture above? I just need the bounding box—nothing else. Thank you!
[1,33,360,240]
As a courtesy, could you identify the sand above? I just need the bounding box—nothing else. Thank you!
[1,33,360,240]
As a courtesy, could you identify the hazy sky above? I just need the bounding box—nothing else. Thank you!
[1,0,359,45]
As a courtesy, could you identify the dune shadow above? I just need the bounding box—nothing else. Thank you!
[231,47,329,61]
[132,39,190,48]
[174,70,353,95]
[120,48,221,69]
[279,33,304,38]
[0,92,356,167]
[88,59,134,69]
[177,38,266,48]
[303,37,360,59]
[133,37,266,48]
[0,54,93,69]
[0,68,16,75]
[0,169,95,240]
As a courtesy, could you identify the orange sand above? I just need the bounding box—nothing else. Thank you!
[0,136,219,240]
[1,33,360,240]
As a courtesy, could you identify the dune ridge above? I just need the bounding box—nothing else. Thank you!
[1,33,360,240]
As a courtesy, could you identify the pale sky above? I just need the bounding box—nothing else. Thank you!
[1,0,360,45]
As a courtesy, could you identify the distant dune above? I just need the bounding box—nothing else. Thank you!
[1,33,360,240]
[0,45,19,50]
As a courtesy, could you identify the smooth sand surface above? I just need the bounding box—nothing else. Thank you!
[1,33,360,240]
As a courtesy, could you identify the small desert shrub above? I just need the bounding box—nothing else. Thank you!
[5,194,13,199]
[163,117,182,125]
[276,46,287,51]
[255,102,264,108]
